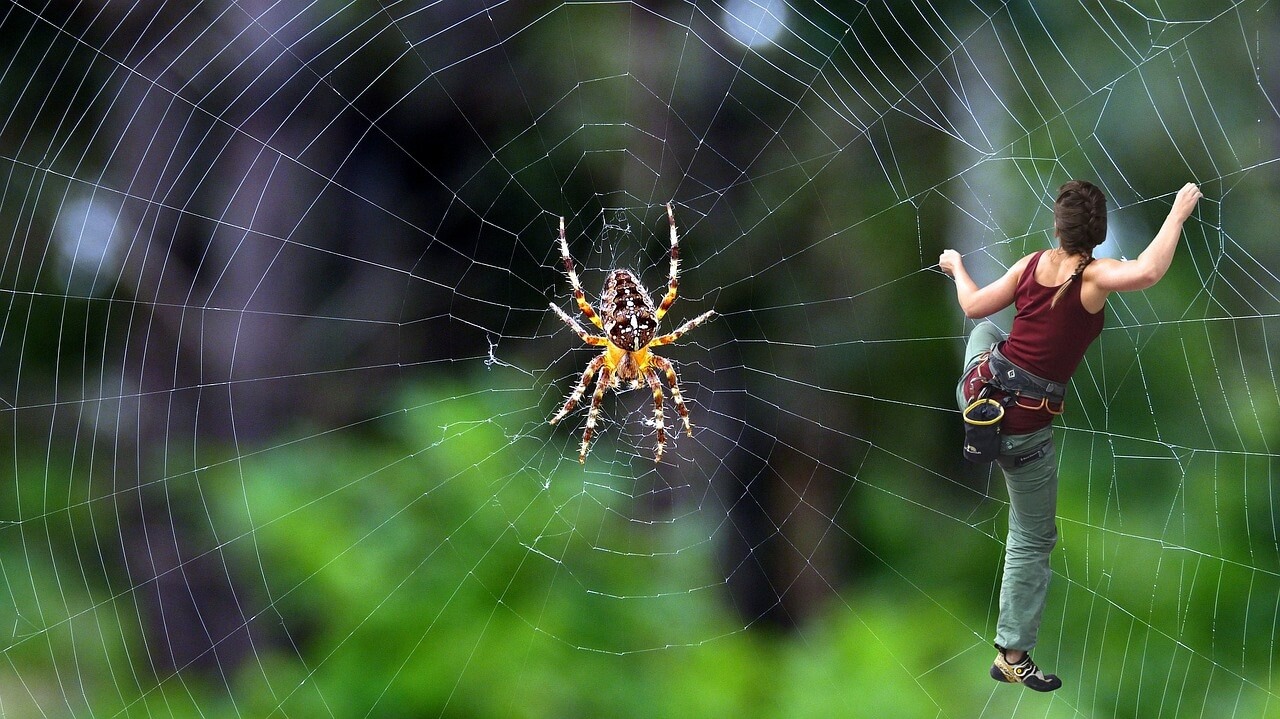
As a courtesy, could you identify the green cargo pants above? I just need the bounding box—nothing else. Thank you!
[956,322,1058,652]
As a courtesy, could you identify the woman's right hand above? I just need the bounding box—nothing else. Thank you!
[1170,182,1203,222]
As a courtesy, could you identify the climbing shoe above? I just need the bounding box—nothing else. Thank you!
[990,644,1062,692]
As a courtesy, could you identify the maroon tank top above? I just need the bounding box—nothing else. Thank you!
[992,251,1104,434]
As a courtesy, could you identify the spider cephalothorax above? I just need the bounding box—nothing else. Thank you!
[549,203,715,463]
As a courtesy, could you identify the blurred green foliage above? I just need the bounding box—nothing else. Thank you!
[4,372,1279,718]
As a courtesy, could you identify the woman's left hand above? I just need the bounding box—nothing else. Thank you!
[939,249,963,277]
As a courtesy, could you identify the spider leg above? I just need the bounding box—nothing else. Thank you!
[550,353,607,426]
[578,364,613,463]
[559,216,604,329]
[656,203,680,321]
[642,366,667,463]
[549,302,608,346]
[650,355,693,437]
[651,309,715,347]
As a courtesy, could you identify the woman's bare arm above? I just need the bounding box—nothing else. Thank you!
[939,250,1031,319]
[1087,182,1203,293]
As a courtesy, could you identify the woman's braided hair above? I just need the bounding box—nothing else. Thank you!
[1051,180,1108,309]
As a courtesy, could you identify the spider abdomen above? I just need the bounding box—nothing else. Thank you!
[601,269,658,352]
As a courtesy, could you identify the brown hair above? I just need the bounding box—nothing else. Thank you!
[1051,180,1107,308]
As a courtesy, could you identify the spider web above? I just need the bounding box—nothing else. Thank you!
[2,1,1278,717]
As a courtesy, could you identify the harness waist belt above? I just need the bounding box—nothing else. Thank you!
[987,344,1066,404]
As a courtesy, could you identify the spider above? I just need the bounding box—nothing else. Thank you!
[548,203,715,463]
